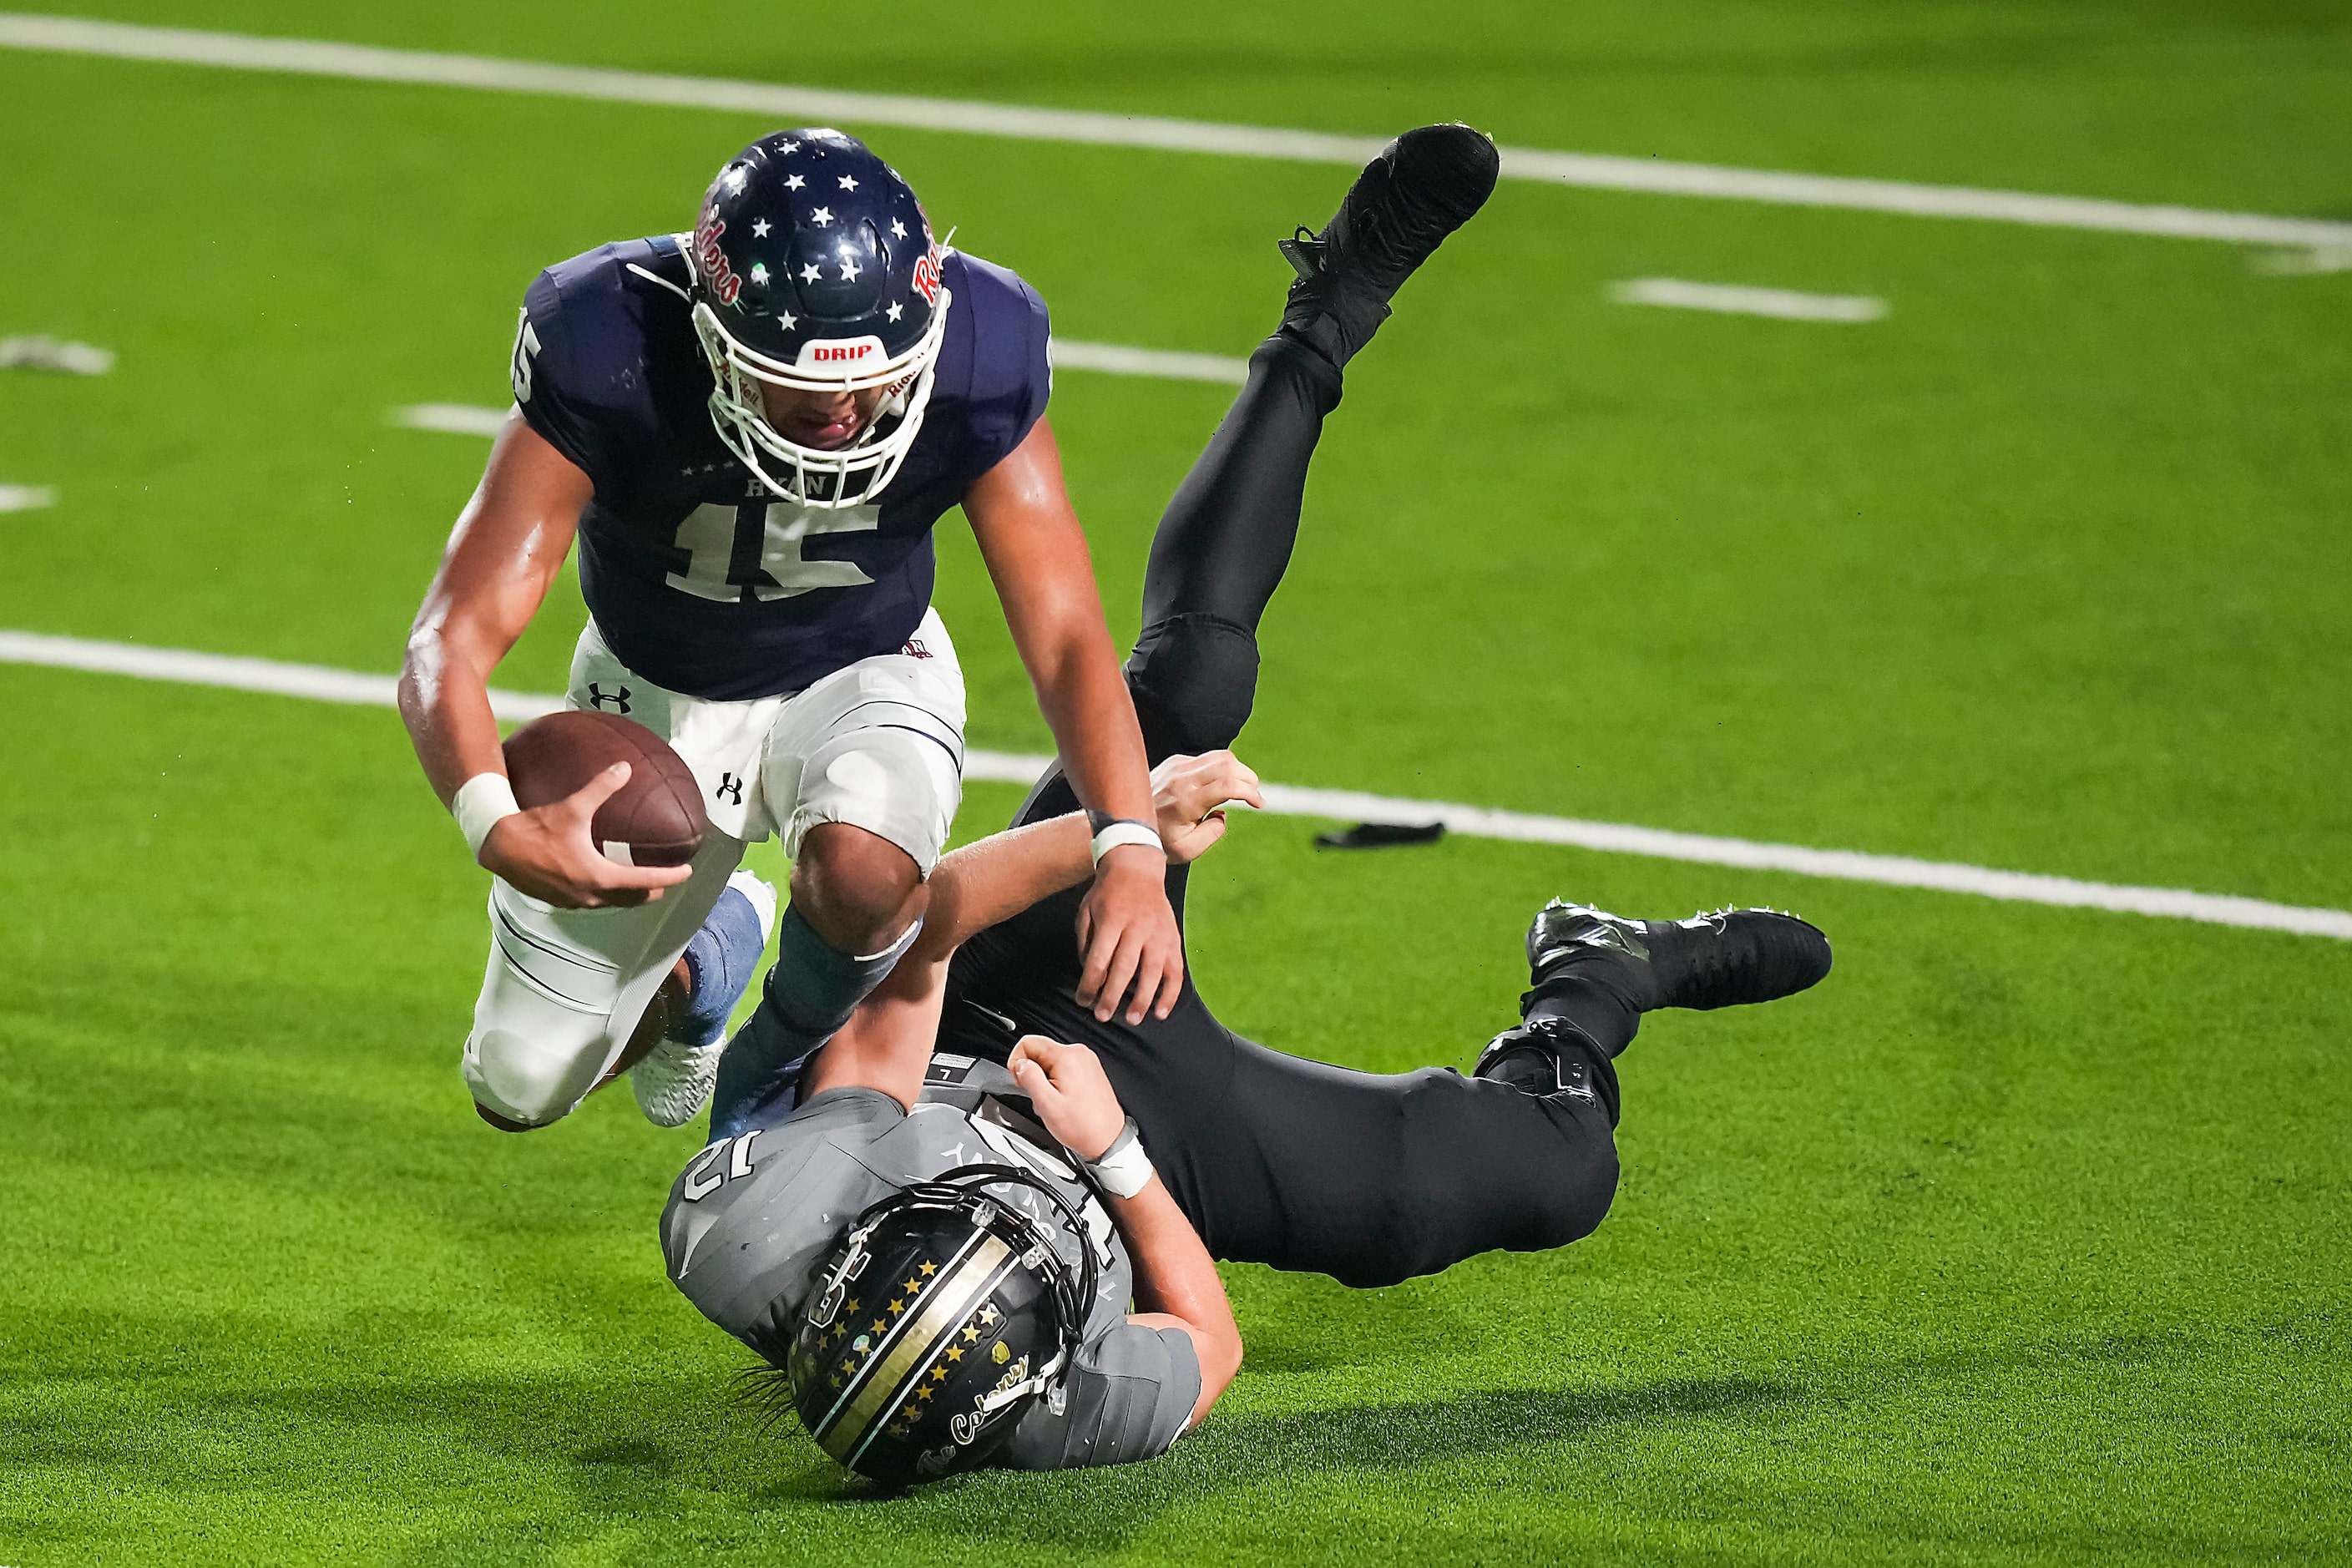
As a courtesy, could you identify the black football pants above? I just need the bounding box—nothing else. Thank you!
[943,334,1622,1288]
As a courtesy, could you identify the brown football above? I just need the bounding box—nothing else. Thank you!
[502,709,710,867]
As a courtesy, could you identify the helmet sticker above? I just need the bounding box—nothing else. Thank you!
[694,210,743,306]
[912,246,943,306]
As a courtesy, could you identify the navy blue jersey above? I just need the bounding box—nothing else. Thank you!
[513,236,1052,701]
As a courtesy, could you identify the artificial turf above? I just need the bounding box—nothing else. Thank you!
[3,3,2349,1561]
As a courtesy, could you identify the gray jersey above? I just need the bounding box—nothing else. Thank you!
[660,1055,1200,1470]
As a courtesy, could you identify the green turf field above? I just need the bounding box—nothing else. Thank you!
[3,2,2349,1561]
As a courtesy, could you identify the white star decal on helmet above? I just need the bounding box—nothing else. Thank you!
[801,262,822,283]
[886,301,903,321]
[784,174,805,192]
[751,218,771,238]
[811,206,833,225]
[839,256,862,281]
[780,311,797,329]
[889,219,908,239]
[781,140,801,154]
[725,166,748,191]
[839,175,858,190]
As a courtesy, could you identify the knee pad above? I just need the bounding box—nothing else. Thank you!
[779,721,962,877]
[1124,615,1260,756]
[464,1025,592,1128]
[463,935,619,1127]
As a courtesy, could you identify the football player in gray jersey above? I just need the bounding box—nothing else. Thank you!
[660,125,1833,1483]
[660,754,1257,1477]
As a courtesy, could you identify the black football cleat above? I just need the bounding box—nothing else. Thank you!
[1525,899,1833,1014]
[1277,123,1500,367]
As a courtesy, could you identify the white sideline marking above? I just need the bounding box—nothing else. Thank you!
[1050,339,1248,384]
[0,484,57,513]
[3,627,2345,942]
[392,402,511,437]
[1609,279,1887,322]
[6,13,2351,251]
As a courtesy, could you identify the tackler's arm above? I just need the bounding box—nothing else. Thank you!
[1008,1034,1241,1428]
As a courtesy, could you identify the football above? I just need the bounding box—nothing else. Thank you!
[502,709,709,867]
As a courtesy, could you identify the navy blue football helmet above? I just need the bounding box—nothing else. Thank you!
[687,130,951,508]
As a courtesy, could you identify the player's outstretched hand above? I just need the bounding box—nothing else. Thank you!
[1007,1034,1127,1162]
[1075,848,1184,1027]
[1151,750,1263,866]
[478,761,695,909]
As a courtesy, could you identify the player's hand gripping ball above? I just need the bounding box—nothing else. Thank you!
[501,710,709,867]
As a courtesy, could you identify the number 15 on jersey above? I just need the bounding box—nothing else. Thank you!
[666,501,881,604]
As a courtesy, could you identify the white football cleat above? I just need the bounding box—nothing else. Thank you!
[632,869,778,1127]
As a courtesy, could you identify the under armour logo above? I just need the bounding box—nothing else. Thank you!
[714,772,745,805]
[587,682,630,714]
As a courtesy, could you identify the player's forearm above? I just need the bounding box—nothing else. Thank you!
[398,420,587,807]
[806,959,946,1110]
[1113,1177,1242,1422]
[398,610,511,807]
[912,813,1092,961]
[1029,631,1156,824]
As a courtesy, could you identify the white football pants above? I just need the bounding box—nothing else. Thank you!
[463,609,967,1126]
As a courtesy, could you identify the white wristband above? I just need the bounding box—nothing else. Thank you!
[452,771,521,858]
[1089,819,1163,867]
[1083,1117,1155,1199]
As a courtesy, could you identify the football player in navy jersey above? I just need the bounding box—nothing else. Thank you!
[398,129,1181,1134]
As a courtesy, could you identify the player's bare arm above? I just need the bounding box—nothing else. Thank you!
[1008,1034,1242,1424]
[808,751,1262,1109]
[964,416,1185,1027]
[396,414,691,909]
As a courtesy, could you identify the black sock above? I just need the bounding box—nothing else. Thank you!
[1521,969,1642,1060]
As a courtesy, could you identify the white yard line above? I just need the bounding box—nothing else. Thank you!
[3,627,2345,941]
[5,13,2350,250]
[0,629,560,722]
[2251,245,2352,276]
[1,334,113,373]
[1609,279,1887,322]
[0,484,58,512]
[1050,340,1248,384]
[392,402,512,437]
[387,339,1247,439]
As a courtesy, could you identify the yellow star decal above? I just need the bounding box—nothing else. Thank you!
[843,1299,859,1315]
[902,1403,920,1422]
[930,1364,949,1382]
[961,1325,980,1343]
[870,1318,888,1334]
[888,1297,906,1314]
[914,1383,934,1401]
[918,1261,937,1277]
[944,1346,963,1363]
[979,1303,1000,1326]
[902,1277,922,1295]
